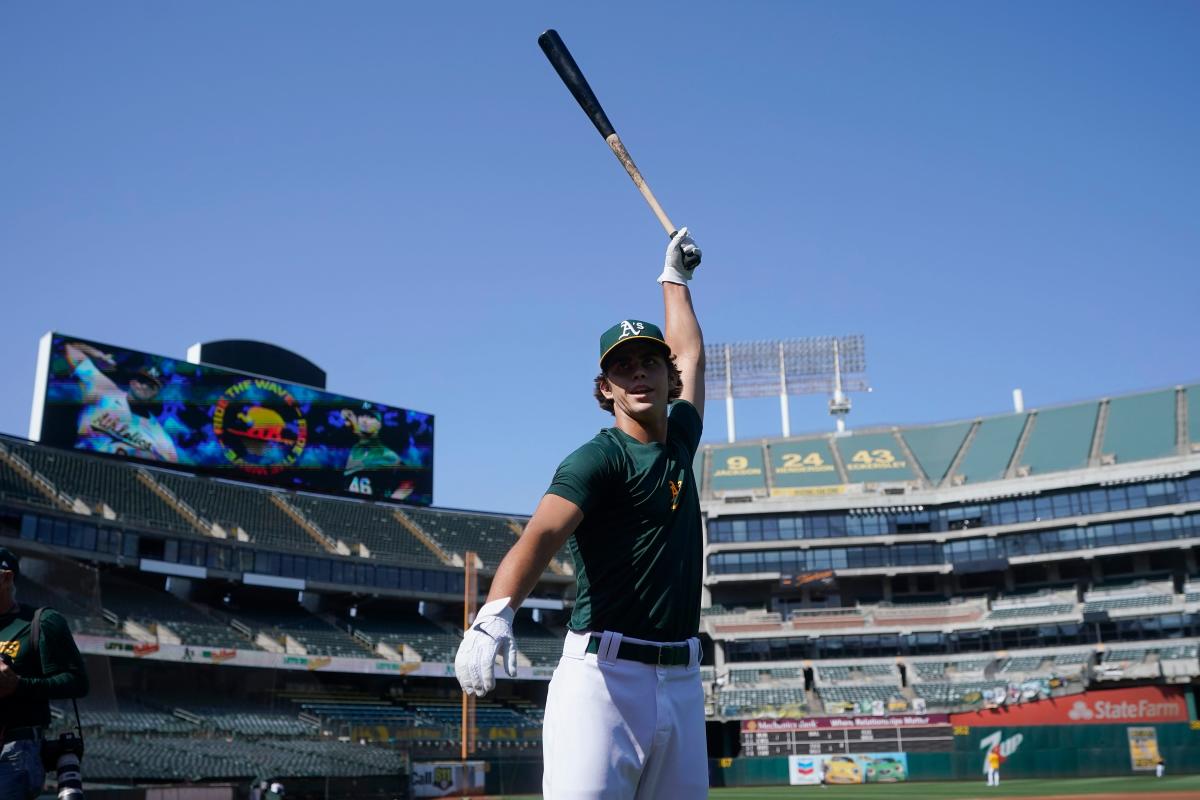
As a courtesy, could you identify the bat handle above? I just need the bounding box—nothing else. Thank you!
[605,133,676,236]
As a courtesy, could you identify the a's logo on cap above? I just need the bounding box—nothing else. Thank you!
[619,320,644,339]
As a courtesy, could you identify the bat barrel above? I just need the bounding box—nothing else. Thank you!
[537,29,616,140]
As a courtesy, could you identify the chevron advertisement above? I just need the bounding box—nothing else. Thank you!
[950,685,1189,727]
[787,753,908,785]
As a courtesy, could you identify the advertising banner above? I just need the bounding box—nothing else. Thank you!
[787,754,909,786]
[412,761,485,797]
[950,686,1189,727]
[743,714,949,733]
[75,634,557,680]
[1127,726,1162,772]
[33,333,433,504]
[787,755,822,785]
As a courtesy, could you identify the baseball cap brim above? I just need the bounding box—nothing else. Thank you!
[599,336,672,368]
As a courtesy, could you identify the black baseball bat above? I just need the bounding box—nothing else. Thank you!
[538,28,698,267]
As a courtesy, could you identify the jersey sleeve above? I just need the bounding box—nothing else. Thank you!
[19,609,88,701]
[544,439,614,516]
[667,400,703,459]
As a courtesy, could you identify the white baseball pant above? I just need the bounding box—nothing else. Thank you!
[542,630,707,800]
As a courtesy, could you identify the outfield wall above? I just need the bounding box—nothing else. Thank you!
[711,685,1200,787]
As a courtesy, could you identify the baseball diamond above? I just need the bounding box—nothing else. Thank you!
[1,5,1197,800]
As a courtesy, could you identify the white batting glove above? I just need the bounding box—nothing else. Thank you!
[454,597,517,696]
[658,226,702,285]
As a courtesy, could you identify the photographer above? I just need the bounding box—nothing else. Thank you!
[0,548,89,800]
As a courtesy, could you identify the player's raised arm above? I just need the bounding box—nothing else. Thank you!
[659,228,705,417]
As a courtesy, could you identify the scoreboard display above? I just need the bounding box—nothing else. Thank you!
[740,715,954,758]
[31,333,434,505]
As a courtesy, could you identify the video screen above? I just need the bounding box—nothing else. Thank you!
[33,334,433,505]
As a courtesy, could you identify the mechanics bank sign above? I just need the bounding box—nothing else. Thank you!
[952,685,1188,727]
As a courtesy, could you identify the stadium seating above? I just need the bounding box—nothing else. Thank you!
[17,574,126,639]
[0,446,54,509]
[81,736,406,782]
[1052,651,1093,668]
[512,614,563,667]
[1189,383,1200,448]
[716,687,807,718]
[1081,582,1179,615]
[900,421,972,486]
[401,506,526,568]
[97,573,255,650]
[911,682,1006,709]
[1018,403,1098,476]
[953,414,1026,484]
[816,685,901,710]
[348,603,461,663]
[291,494,446,566]
[155,472,328,555]
[232,604,376,658]
[13,442,192,534]
[1101,390,1179,464]
[998,655,1045,674]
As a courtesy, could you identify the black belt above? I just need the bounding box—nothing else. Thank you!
[2,727,40,743]
[586,634,692,667]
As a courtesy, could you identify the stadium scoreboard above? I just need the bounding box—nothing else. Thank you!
[30,333,434,505]
[740,716,954,758]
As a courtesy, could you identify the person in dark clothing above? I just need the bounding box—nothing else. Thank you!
[0,548,90,800]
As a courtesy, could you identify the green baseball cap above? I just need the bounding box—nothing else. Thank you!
[0,547,18,579]
[599,320,670,367]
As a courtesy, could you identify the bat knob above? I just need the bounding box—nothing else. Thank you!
[681,244,702,271]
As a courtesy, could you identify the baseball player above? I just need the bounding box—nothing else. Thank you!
[62,341,178,463]
[455,229,706,799]
[985,747,1001,786]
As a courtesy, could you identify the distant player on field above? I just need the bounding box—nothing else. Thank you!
[986,747,1002,786]
[455,229,706,799]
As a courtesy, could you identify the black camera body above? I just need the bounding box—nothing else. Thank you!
[41,731,85,771]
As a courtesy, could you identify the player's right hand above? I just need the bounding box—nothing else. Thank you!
[658,226,701,284]
[454,597,518,696]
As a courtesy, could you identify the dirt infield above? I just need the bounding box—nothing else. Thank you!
[984,796,1200,800]
[989,795,1200,800]
[993,796,1200,800]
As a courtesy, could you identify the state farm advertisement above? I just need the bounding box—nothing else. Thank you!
[951,686,1189,727]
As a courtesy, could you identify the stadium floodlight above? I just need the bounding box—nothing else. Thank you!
[704,335,870,441]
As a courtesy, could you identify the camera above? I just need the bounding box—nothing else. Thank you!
[41,732,86,800]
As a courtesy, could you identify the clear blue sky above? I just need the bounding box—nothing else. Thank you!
[2,2,1197,514]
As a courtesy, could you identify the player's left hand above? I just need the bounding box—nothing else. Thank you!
[658,227,701,285]
[454,597,518,696]
[0,659,19,699]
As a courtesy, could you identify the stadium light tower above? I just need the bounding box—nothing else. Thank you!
[704,335,870,442]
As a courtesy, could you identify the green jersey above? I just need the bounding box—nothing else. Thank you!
[0,605,89,728]
[546,400,704,642]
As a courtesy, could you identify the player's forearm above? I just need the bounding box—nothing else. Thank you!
[663,283,704,365]
[486,532,561,610]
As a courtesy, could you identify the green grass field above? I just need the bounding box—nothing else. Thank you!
[494,774,1200,799]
